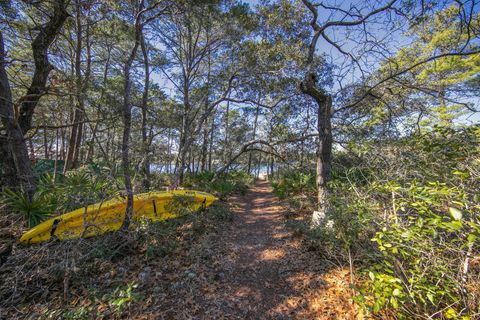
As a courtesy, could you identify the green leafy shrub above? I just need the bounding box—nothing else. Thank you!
[277,126,480,319]
[271,171,316,199]
[351,127,479,318]
[206,202,232,221]
[357,181,479,318]
[1,189,56,227]
[41,282,140,319]
[137,218,183,259]
[103,282,140,313]
[208,180,235,198]
[2,165,119,228]
[164,194,195,217]
[149,172,172,189]
[183,170,253,198]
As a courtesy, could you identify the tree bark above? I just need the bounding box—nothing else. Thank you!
[0,0,68,195]
[121,0,148,229]
[223,99,230,166]
[121,40,140,230]
[247,105,260,174]
[200,45,212,172]
[17,0,69,134]
[315,96,332,211]
[140,33,151,191]
[208,112,215,171]
[0,32,35,197]
[65,2,91,171]
[300,72,332,213]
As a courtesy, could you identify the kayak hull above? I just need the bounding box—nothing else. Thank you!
[19,190,217,244]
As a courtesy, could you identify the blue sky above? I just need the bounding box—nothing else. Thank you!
[150,0,479,124]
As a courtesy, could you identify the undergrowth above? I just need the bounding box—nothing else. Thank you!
[183,170,254,199]
[274,126,480,319]
[0,201,231,318]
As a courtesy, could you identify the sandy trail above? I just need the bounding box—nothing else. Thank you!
[190,180,356,319]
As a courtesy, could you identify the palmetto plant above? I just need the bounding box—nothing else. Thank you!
[1,189,55,227]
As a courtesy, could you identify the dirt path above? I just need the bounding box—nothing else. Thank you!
[0,180,357,319]
[192,180,357,319]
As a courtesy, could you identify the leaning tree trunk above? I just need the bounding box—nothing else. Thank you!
[0,0,68,195]
[17,0,69,134]
[0,32,35,197]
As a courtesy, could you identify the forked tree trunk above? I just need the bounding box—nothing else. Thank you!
[17,0,69,134]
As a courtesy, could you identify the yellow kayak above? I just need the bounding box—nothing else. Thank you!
[19,190,217,244]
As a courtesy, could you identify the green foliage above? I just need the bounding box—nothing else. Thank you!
[271,171,316,199]
[41,282,140,319]
[33,159,65,177]
[103,282,140,313]
[164,194,195,217]
[350,126,479,318]
[380,6,480,127]
[1,189,55,227]
[277,126,480,318]
[183,170,253,199]
[358,180,479,317]
[149,172,172,189]
[2,166,118,228]
[205,202,232,221]
[138,215,186,259]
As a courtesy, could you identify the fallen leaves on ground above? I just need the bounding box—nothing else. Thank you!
[1,182,359,319]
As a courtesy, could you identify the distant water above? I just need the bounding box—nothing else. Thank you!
[150,163,175,173]
[150,163,276,176]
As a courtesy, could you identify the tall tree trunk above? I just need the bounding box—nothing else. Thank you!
[86,47,110,162]
[201,124,208,172]
[167,128,172,173]
[173,79,191,187]
[0,32,35,197]
[43,122,49,159]
[224,100,230,164]
[300,72,333,215]
[65,3,91,171]
[208,112,215,171]
[29,139,36,163]
[60,127,65,160]
[269,154,274,180]
[121,2,145,229]
[53,128,59,181]
[140,33,151,191]
[315,96,332,212]
[200,46,212,172]
[247,105,260,174]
